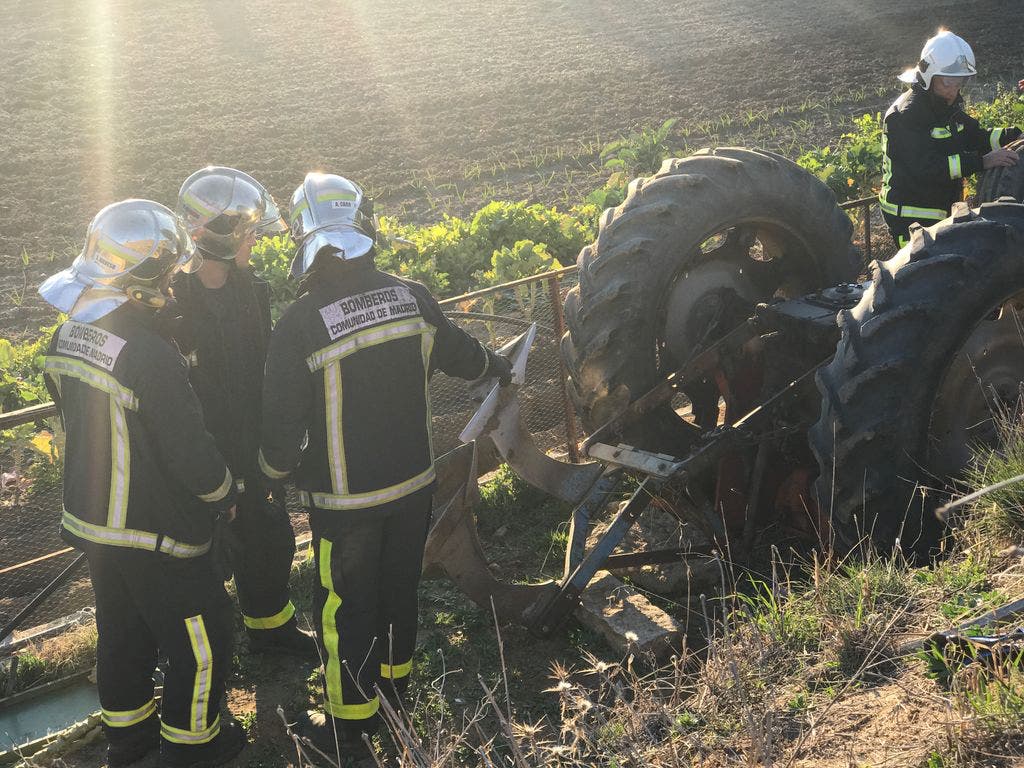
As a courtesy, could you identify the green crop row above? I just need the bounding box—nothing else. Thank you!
[251,199,600,318]
[0,328,54,413]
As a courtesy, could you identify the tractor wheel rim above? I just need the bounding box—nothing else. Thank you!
[929,297,1024,477]
[659,222,818,427]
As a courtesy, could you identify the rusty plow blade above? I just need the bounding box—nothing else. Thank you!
[424,441,558,624]
[460,323,603,505]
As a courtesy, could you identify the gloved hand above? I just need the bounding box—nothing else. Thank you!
[983,147,1019,169]
[487,350,514,387]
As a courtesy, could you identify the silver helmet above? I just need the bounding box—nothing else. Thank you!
[288,173,376,277]
[39,199,197,321]
[177,167,287,261]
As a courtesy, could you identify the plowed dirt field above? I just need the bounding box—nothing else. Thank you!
[2,0,1021,337]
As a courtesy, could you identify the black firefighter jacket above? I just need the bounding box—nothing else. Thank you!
[171,267,272,487]
[44,304,235,558]
[881,86,1021,223]
[258,257,500,512]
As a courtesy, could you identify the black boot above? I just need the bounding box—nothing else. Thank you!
[246,619,318,659]
[106,714,159,767]
[292,710,376,764]
[158,717,245,768]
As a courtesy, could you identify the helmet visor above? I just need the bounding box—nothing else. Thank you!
[128,228,199,281]
[933,74,974,88]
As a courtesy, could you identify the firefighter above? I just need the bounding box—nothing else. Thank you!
[37,200,244,767]
[173,167,314,657]
[258,173,512,756]
[880,29,1022,247]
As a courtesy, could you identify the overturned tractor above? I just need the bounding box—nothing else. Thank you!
[422,147,1024,636]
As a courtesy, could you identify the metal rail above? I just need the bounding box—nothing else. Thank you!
[0,403,57,430]
[0,554,87,647]
[437,265,579,307]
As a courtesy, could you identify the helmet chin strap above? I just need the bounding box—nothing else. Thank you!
[128,285,169,309]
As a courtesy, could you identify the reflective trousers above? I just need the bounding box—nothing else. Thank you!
[309,487,432,729]
[230,488,298,632]
[87,546,233,748]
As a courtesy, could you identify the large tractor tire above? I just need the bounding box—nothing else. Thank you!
[977,137,1024,203]
[562,147,860,441]
[811,201,1024,557]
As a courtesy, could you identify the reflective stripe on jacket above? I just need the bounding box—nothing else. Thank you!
[44,304,234,555]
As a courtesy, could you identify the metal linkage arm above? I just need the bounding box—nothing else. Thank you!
[527,476,662,636]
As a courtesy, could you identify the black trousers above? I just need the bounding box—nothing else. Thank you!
[309,487,432,728]
[87,546,233,748]
[230,488,297,632]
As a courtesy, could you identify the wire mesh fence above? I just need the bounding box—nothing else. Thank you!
[434,267,580,460]
[0,267,582,643]
[0,415,94,639]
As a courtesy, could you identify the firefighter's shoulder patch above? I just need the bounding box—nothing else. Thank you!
[54,321,127,372]
[318,285,420,341]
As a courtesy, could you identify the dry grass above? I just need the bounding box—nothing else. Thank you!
[272,538,1022,768]
[0,621,96,694]
[308,483,1024,768]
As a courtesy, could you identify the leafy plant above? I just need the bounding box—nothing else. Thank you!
[377,201,592,298]
[593,119,681,209]
[600,118,679,179]
[0,326,54,413]
[249,234,298,321]
[476,239,556,319]
[969,86,1024,130]
[796,113,883,200]
[0,325,64,502]
[584,183,626,210]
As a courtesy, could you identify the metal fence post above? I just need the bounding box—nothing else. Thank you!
[863,201,872,263]
[547,274,580,463]
[839,196,879,267]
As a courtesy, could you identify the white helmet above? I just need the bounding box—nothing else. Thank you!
[288,173,377,277]
[899,30,976,89]
[177,167,287,261]
[39,200,197,321]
